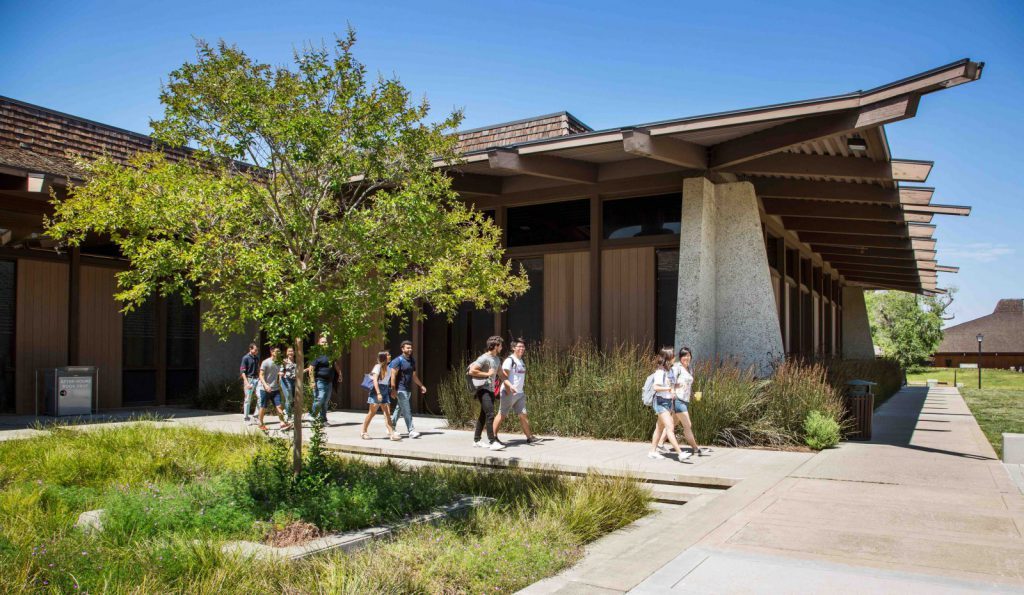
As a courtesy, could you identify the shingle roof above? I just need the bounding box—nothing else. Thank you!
[0,95,188,180]
[936,299,1024,353]
[456,112,590,154]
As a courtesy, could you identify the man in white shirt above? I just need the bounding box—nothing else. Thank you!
[493,338,540,445]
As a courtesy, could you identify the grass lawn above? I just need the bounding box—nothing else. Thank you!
[0,424,649,593]
[907,368,1024,457]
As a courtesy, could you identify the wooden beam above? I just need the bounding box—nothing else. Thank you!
[622,129,707,169]
[760,197,932,223]
[835,266,935,280]
[752,178,898,203]
[815,246,934,261]
[782,217,914,237]
[825,257,936,271]
[908,223,935,238]
[709,95,920,168]
[487,148,598,184]
[449,172,503,196]
[899,187,934,206]
[935,265,959,273]
[799,232,913,250]
[904,203,971,216]
[725,153,932,182]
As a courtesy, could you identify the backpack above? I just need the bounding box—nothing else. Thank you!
[641,372,658,406]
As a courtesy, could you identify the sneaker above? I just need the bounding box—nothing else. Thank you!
[526,436,542,445]
[697,447,711,457]
[409,430,421,439]
[647,451,666,460]
[494,438,507,446]
[243,415,251,422]
[657,444,672,453]
[677,451,693,461]
[488,441,506,451]
[474,440,489,448]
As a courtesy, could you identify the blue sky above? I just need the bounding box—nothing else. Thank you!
[2,0,1021,324]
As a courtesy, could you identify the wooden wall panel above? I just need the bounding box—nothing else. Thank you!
[348,338,382,408]
[15,259,69,414]
[601,247,655,349]
[543,251,590,345]
[78,266,122,409]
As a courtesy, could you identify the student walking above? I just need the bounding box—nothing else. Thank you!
[669,347,705,456]
[388,340,426,438]
[240,343,260,423]
[468,335,506,451]
[258,347,292,432]
[361,351,401,441]
[307,335,341,425]
[493,338,540,445]
[280,347,297,421]
[647,347,690,462]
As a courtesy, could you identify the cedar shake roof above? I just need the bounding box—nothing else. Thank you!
[0,95,187,181]
[456,112,591,154]
[936,299,1024,353]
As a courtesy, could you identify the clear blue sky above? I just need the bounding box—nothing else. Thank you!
[2,0,1021,324]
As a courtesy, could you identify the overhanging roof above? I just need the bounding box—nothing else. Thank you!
[446,59,984,294]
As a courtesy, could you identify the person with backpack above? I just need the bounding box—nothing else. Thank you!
[493,338,541,445]
[467,335,506,451]
[361,350,401,441]
[645,347,690,462]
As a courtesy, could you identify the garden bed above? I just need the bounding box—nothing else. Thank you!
[0,424,650,593]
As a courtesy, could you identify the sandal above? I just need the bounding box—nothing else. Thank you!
[389,433,402,441]
[361,432,371,440]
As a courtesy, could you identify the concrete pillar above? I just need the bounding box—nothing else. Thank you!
[841,286,875,359]
[675,178,784,374]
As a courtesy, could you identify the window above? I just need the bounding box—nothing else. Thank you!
[507,199,590,247]
[0,261,14,413]
[506,258,543,342]
[603,194,681,239]
[123,293,200,404]
[123,298,158,403]
[766,236,780,270]
[656,249,679,349]
[166,294,199,402]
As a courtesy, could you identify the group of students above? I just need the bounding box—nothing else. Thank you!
[240,333,708,462]
[645,346,710,463]
[238,335,343,431]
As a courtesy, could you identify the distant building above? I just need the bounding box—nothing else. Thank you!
[933,299,1024,369]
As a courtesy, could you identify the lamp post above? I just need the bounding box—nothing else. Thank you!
[976,333,984,389]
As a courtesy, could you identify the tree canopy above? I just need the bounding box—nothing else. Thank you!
[866,289,955,369]
[46,29,528,471]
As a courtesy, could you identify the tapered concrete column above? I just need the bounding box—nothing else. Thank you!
[675,178,784,374]
[841,286,875,359]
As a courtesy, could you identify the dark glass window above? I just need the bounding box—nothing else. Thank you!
[507,199,590,247]
[603,194,682,240]
[656,249,679,349]
[0,261,14,413]
[785,249,798,280]
[451,304,495,363]
[166,294,198,369]
[385,312,414,357]
[506,258,543,342]
[766,236,780,270]
[801,259,812,286]
[123,298,157,370]
[787,284,800,354]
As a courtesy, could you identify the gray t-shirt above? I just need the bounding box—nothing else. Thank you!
[260,357,281,391]
[472,352,502,392]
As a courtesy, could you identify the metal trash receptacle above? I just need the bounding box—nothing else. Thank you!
[39,367,97,416]
[844,379,875,441]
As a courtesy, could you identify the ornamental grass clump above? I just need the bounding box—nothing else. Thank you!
[763,360,845,442]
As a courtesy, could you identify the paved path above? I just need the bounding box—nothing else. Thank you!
[2,386,1022,593]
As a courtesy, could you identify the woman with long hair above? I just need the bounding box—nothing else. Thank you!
[361,351,401,441]
[669,347,704,456]
[647,347,690,462]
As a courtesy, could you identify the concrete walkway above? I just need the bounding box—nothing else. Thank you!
[2,386,1022,593]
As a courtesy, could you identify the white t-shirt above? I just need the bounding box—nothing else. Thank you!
[671,363,693,402]
[370,363,385,382]
[652,368,674,398]
[502,356,526,396]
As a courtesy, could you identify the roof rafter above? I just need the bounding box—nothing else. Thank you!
[904,203,971,216]
[622,129,707,169]
[760,198,932,223]
[724,153,932,182]
[782,217,921,237]
[487,148,598,184]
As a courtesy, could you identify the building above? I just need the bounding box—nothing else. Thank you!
[0,59,982,415]
[933,299,1024,369]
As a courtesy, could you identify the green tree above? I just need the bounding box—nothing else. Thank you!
[47,30,528,473]
[865,288,955,369]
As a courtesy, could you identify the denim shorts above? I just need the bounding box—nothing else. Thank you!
[259,389,281,408]
[654,397,686,415]
[368,385,391,405]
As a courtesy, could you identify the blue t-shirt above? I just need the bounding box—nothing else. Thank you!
[312,355,336,382]
[240,353,259,379]
[388,355,416,392]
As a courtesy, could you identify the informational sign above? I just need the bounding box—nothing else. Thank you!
[959,363,979,369]
[57,375,92,416]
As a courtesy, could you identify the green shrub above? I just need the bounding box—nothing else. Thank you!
[763,360,845,442]
[803,410,841,450]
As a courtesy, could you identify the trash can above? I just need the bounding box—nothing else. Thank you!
[843,379,875,441]
[38,367,97,417]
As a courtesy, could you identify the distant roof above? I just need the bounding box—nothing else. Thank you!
[456,111,590,154]
[936,299,1024,353]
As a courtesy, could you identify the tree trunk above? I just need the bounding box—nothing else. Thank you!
[292,336,304,475]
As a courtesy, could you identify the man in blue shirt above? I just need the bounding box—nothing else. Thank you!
[305,335,342,425]
[239,343,260,423]
[388,340,426,438]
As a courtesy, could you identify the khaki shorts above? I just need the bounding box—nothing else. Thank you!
[499,392,527,416]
